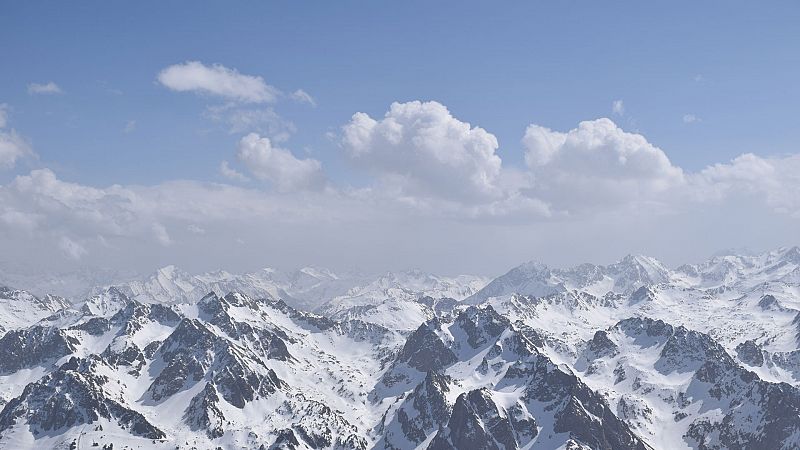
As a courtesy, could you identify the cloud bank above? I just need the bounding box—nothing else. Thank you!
[0,98,798,275]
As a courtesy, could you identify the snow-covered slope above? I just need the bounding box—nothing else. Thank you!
[317,270,488,331]
[466,254,672,304]
[90,265,372,312]
[0,286,69,334]
[1,246,800,449]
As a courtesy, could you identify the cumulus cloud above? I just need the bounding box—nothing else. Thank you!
[694,153,800,216]
[2,96,799,275]
[27,82,63,95]
[0,209,39,230]
[157,61,279,103]
[522,118,685,213]
[236,133,325,192]
[342,101,503,203]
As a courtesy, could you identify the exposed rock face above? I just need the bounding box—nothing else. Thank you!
[378,306,650,449]
[379,371,453,448]
[0,357,164,439]
[395,320,458,373]
[0,326,79,373]
[736,339,764,366]
[429,388,532,450]
[185,382,225,438]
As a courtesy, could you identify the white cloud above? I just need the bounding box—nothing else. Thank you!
[124,120,137,133]
[612,99,625,115]
[27,82,63,95]
[0,129,35,169]
[694,153,800,216]
[683,114,701,123]
[522,118,685,213]
[219,160,250,182]
[157,61,279,103]
[58,236,86,260]
[0,105,37,169]
[0,209,39,230]
[2,96,800,274]
[290,89,316,107]
[1,145,799,276]
[236,133,325,192]
[342,101,503,203]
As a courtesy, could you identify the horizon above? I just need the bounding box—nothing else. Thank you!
[2,244,798,300]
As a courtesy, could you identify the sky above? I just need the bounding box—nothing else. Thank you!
[0,1,799,277]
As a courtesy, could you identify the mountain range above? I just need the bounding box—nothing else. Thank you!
[1,247,800,449]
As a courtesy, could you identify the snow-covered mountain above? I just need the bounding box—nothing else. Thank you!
[89,265,366,312]
[466,254,672,304]
[2,246,800,448]
[317,270,489,331]
[0,286,69,335]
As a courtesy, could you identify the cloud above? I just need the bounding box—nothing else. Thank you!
[342,101,503,203]
[0,168,388,266]
[157,61,279,103]
[27,82,63,95]
[612,100,625,115]
[187,224,206,235]
[0,130,34,169]
[0,107,36,170]
[152,223,172,246]
[58,236,87,260]
[694,153,800,216]
[236,133,325,191]
[1,97,799,275]
[683,114,701,124]
[219,160,250,182]
[290,89,316,107]
[207,105,295,140]
[1,144,799,276]
[0,209,39,230]
[124,120,136,133]
[522,118,685,213]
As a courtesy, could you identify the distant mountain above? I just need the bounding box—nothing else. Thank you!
[89,265,371,312]
[466,254,671,304]
[317,270,489,331]
[0,286,69,334]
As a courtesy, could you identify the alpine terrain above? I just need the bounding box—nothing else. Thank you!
[2,247,800,449]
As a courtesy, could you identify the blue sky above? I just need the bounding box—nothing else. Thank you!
[1,2,799,275]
